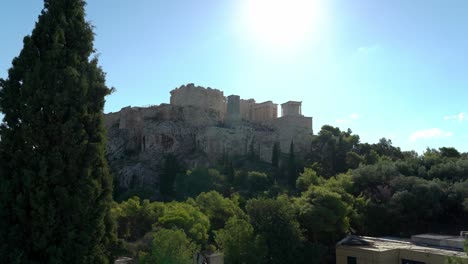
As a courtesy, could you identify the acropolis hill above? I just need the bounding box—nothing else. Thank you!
[104,84,314,189]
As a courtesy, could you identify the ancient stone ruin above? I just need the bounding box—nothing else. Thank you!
[104,84,314,190]
[168,83,313,130]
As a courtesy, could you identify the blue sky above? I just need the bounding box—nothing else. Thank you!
[1,0,468,153]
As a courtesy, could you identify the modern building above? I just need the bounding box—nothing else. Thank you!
[336,233,467,264]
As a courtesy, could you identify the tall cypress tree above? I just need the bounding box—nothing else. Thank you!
[271,142,280,168]
[288,141,297,188]
[0,0,115,263]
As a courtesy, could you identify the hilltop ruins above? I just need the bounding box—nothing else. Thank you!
[169,83,312,130]
[104,84,314,189]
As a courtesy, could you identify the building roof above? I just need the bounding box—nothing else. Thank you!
[281,101,302,106]
[337,235,467,258]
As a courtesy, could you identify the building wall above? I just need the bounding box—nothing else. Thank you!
[226,95,241,121]
[282,102,302,116]
[252,101,278,122]
[170,84,226,117]
[399,249,447,264]
[240,99,255,121]
[336,246,455,264]
[336,247,382,264]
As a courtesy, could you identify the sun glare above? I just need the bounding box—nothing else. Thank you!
[242,0,322,51]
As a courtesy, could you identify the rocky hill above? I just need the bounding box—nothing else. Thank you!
[104,84,314,196]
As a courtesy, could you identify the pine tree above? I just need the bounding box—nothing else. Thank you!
[0,0,115,263]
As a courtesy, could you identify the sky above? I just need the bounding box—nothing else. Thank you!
[1,0,468,153]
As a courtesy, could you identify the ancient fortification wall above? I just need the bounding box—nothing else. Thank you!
[240,99,256,120]
[252,101,278,122]
[170,83,226,118]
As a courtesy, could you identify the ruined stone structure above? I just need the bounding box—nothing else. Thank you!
[105,84,314,192]
[240,99,256,120]
[226,95,241,121]
[282,101,302,116]
[252,101,278,122]
[239,99,278,123]
[170,83,226,119]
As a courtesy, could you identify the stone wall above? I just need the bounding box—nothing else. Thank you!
[281,101,302,116]
[226,95,241,121]
[252,101,278,122]
[170,83,226,118]
[270,115,313,153]
[240,99,255,121]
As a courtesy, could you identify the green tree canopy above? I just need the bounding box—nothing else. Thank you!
[295,185,349,243]
[158,201,210,243]
[0,0,115,262]
[111,197,164,242]
[193,191,246,231]
[215,217,266,264]
[138,228,200,264]
[246,196,304,264]
[296,168,324,192]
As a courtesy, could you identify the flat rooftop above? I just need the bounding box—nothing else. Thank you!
[337,235,467,258]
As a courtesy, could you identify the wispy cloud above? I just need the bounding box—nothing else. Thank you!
[409,128,453,141]
[336,113,360,125]
[356,44,381,55]
[350,113,359,120]
[443,112,466,121]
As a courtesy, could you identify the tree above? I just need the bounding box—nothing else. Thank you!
[193,191,246,231]
[111,197,165,242]
[138,228,200,264]
[160,154,180,198]
[295,168,323,193]
[295,185,349,243]
[226,161,235,185]
[246,197,304,264]
[345,151,364,169]
[0,1,115,263]
[158,201,210,243]
[247,171,270,195]
[272,142,281,168]
[215,217,266,264]
[288,141,298,188]
[439,147,461,159]
[175,167,226,199]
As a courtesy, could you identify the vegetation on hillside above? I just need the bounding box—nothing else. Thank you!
[111,125,468,263]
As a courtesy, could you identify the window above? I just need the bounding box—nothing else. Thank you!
[347,256,357,264]
[401,259,425,264]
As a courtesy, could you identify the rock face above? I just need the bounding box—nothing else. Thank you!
[104,104,313,191]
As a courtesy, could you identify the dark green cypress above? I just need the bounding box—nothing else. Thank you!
[0,0,115,263]
[272,142,280,168]
[160,154,179,198]
[288,141,297,189]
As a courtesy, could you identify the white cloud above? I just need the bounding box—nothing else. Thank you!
[336,113,360,125]
[409,128,453,141]
[350,113,359,120]
[443,112,466,121]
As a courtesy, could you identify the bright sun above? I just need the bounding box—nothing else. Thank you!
[242,0,322,51]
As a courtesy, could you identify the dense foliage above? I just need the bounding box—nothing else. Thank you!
[112,125,467,263]
[3,0,465,263]
[0,0,115,263]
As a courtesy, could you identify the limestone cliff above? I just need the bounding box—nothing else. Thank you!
[104,104,313,191]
